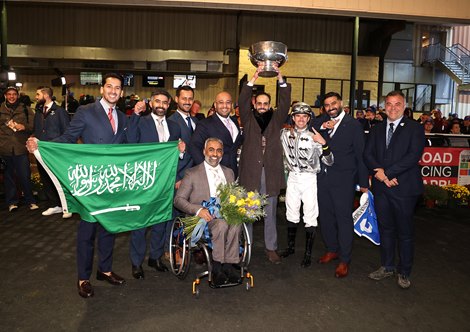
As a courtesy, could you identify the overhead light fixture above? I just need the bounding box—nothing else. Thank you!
[61,76,66,85]
[15,82,23,87]
[8,71,16,81]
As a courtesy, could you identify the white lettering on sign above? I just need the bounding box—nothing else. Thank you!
[67,161,159,196]
[421,166,453,177]
[421,152,453,164]
[423,179,451,186]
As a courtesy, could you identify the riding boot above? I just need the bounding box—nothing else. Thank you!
[300,227,316,268]
[280,224,297,258]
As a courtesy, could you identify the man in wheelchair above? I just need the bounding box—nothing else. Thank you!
[174,137,242,287]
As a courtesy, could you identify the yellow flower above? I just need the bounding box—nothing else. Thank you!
[247,191,255,199]
[253,199,260,206]
[236,199,245,207]
[229,195,237,204]
[238,207,247,214]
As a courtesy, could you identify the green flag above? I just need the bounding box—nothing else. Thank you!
[35,141,179,233]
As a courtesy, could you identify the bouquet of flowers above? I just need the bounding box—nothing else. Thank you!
[181,182,267,245]
[442,184,470,203]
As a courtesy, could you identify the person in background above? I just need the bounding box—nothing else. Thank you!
[190,100,206,120]
[0,86,38,212]
[33,86,71,218]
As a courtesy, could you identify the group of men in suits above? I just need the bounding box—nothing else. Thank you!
[25,70,424,297]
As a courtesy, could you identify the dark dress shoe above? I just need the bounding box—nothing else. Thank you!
[212,270,229,286]
[335,262,349,278]
[132,265,145,279]
[223,264,242,284]
[317,252,339,264]
[96,271,126,285]
[77,280,94,298]
[148,258,169,272]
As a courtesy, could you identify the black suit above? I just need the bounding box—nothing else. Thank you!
[54,100,127,280]
[33,103,70,207]
[364,117,425,277]
[126,112,183,266]
[188,114,243,178]
[316,113,369,264]
[167,110,198,182]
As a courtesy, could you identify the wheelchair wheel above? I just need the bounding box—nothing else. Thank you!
[169,218,191,280]
[239,223,252,267]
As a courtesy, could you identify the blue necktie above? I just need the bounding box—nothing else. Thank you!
[186,117,193,133]
[386,123,394,148]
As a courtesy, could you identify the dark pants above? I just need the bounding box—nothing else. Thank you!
[129,221,168,266]
[318,175,356,264]
[77,220,115,280]
[37,161,60,207]
[374,192,419,277]
[2,154,36,206]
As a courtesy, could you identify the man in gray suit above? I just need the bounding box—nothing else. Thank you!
[174,137,241,286]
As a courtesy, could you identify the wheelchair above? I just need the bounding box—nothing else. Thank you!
[168,218,254,297]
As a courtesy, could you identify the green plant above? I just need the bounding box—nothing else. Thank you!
[423,184,448,201]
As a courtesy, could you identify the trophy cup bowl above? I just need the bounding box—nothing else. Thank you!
[249,41,288,77]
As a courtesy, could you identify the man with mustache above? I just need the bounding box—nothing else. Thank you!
[316,92,369,278]
[238,65,291,264]
[189,91,243,177]
[174,137,242,286]
[126,88,186,279]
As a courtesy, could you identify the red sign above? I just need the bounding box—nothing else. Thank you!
[420,147,470,186]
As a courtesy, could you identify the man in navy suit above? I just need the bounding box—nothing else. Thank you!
[364,91,425,289]
[167,85,198,189]
[33,86,71,218]
[188,91,243,178]
[27,73,128,298]
[126,88,186,279]
[316,92,369,278]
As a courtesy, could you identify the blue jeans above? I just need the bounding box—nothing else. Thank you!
[2,154,36,206]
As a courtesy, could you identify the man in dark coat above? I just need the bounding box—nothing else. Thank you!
[189,91,242,178]
[126,88,186,280]
[33,86,71,218]
[364,90,425,289]
[238,65,291,264]
[315,92,369,278]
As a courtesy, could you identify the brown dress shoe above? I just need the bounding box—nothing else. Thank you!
[96,271,126,285]
[266,250,282,264]
[317,252,339,264]
[77,280,94,298]
[335,262,349,278]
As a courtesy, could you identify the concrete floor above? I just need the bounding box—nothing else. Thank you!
[0,199,469,331]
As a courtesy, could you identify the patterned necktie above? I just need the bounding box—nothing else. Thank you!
[386,122,394,148]
[43,106,48,118]
[210,167,223,195]
[156,118,166,142]
[225,118,234,140]
[108,108,116,134]
[186,116,193,134]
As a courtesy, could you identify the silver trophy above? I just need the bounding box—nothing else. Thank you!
[249,41,288,77]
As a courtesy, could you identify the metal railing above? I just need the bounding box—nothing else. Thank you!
[422,43,470,82]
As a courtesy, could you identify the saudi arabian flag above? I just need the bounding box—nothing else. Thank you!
[34,141,179,233]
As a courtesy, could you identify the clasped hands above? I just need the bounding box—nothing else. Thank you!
[197,208,214,222]
[374,168,398,188]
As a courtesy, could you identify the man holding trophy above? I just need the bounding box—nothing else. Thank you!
[238,41,291,264]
